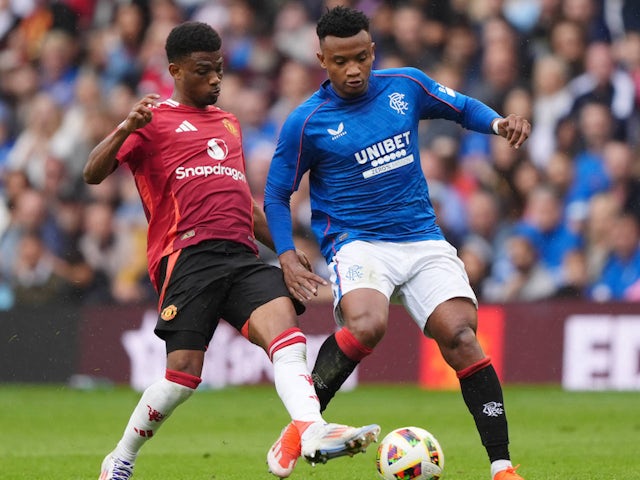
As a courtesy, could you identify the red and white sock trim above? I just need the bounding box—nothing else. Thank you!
[165,369,202,389]
[268,327,306,361]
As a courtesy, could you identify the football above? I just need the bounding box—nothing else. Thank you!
[376,426,445,480]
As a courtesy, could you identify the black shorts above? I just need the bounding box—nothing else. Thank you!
[155,240,303,352]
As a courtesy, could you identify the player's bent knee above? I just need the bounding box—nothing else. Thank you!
[345,315,387,347]
[434,324,479,352]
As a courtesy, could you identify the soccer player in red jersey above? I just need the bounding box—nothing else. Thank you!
[84,21,379,480]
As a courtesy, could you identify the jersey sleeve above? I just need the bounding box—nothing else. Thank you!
[116,123,153,168]
[406,67,501,134]
[264,110,312,256]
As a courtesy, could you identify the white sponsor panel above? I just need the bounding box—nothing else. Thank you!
[175,163,246,181]
[563,314,640,390]
[122,310,357,392]
[362,155,414,179]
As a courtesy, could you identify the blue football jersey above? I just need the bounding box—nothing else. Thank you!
[264,67,501,261]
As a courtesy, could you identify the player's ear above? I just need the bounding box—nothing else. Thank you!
[168,62,181,79]
[371,42,376,62]
[316,52,326,69]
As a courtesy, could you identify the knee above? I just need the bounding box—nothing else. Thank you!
[346,312,387,347]
[441,325,478,352]
[426,299,478,352]
[434,324,484,371]
[166,350,205,377]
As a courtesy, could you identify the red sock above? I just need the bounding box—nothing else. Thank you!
[335,327,373,361]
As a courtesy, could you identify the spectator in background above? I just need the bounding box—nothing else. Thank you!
[523,0,563,56]
[617,30,640,110]
[104,82,140,125]
[549,19,588,78]
[78,200,132,304]
[234,86,278,158]
[273,0,318,66]
[621,0,640,34]
[565,101,614,213]
[49,70,112,189]
[616,29,640,143]
[529,54,573,168]
[589,212,640,301]
[568,41,635,141]
[0,187,63,285]
[561,0,611,43]
[245,140,276,205]
[583,192,619,283]
[11,0,78,62]
[512,157,543,213]
[483,227,558,302]
[468,16,526,110]
[267,59,318,132]
[5,92,63,191]
[438,18,479,84]
[37,28,79,107]
[99,1,148,93]
[386,3,436,70]
[197,0,278,78]
[469,131,531,222]
[0,103,14,172]
[544,151,575,203]
[516,184,583,288]
[111,173,154,304]
[464,189,512,253]
[136,18,180,99]
[420,136,468,246]
[601,140,640,222]
[0,0,638,310]
[11,231,63,306]
[52,194,94,299]
[459,88,533,193]
[0,169,29,214]
[9,228,91,306]
[459,235,494,300]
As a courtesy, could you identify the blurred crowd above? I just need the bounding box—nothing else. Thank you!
[1,0,640,310]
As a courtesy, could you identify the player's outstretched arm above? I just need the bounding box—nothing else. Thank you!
[253,200,315,276]
[279,249,328,303]
[84,93,160,184]
[493,113,531,150]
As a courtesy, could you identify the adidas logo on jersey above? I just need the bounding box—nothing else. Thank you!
[175,120,198,132]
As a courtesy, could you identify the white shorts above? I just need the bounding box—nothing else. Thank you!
[328,239,477,331]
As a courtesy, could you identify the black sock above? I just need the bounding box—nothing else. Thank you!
[312,333,359,412]
[459,363,510,462]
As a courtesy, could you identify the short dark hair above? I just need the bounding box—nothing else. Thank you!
[165,21,222,62]
[316,6,370,41]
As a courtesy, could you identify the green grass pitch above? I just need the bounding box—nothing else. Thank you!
[0,383,638,479]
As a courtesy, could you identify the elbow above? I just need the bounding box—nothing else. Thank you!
[83,167,100,185]
[83,157,116,184]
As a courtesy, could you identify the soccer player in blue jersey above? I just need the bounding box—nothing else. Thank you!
[263,6,531,480]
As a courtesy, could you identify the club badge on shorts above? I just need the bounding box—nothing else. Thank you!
[161,305,178,321]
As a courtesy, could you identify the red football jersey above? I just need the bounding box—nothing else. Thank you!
[117,99,257,291]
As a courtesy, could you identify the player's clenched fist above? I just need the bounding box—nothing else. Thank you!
[119,94,160,133]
